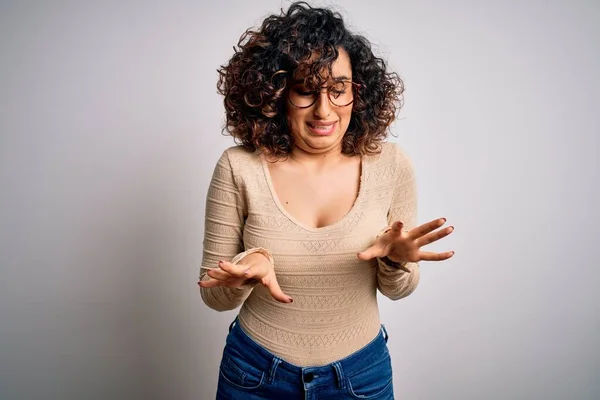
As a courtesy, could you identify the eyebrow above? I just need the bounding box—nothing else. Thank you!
[292,75,351,84]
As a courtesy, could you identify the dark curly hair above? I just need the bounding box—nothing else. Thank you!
[217,1,404,157]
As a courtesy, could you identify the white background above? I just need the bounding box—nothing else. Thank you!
[1,0,598,399]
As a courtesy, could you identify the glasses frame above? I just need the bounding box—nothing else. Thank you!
[287,80,363,109]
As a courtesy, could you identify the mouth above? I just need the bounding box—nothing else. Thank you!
[306,121,337,135]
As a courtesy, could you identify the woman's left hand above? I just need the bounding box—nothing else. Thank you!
[357,218,455,263]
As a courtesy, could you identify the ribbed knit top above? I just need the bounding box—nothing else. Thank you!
[199,142,420,366]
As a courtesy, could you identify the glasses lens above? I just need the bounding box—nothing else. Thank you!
[288,88,316,108]
[288,81,355,108]
[329,81,354,107]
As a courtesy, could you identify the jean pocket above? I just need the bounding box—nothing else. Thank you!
[219,351,265,391]
[346,352,394,399]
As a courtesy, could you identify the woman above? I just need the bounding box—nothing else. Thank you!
[198,2,454,399]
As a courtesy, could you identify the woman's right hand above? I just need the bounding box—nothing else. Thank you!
[199,253,293,304]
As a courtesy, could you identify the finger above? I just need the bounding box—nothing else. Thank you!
[416,225,454,247]
[198,278,226,288]
[206,268,234,281]
[408,218,447,240]
[242,266,262,280]
[357,245,384,261]
[218,260,248,278]
[390,221,404,235]
[419,250,455,261]
[263,276,293,303]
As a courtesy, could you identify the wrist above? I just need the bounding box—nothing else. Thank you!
[379,255,411,273]
[232,247,274,267]
[383,253,405,263]
[241,252,269,265]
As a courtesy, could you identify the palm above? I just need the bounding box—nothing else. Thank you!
[377,229,421,263]
[199,253,293,303]
[358,218,454,263]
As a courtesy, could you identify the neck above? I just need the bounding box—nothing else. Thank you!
[289,145,347,171]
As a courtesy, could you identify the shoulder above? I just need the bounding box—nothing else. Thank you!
[215,146,262,183]
[217,145,260,169]
[220,145,255,161]
[375,142,416,186]
[371,142,414,170]
[381,141,411,161]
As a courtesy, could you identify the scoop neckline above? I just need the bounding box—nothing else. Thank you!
[259,152,366,232]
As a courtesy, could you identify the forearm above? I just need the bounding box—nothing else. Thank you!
[378,145,420,300]
[199,149,255,311]
[376,259,420,300]
[199,248,268,311]
[199,274,254,311]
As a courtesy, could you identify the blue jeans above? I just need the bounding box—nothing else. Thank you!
[216,319,395,399]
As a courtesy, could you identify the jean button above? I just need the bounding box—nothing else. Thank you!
[304,372,314,383]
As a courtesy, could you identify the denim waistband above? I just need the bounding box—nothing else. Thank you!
[226,318,389,389]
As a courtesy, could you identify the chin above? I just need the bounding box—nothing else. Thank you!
[301,133,344,151]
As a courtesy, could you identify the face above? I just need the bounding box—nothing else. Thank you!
[286,47,354,155]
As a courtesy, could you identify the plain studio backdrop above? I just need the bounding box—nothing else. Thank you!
[1,0,598,399]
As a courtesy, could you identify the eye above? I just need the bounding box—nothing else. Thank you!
[293,88,314,96]
[330,81,348,93]
[330,89,345,98]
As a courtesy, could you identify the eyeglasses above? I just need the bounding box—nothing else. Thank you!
[287,80,361,108]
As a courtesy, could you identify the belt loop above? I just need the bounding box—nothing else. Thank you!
[381,324,389,343]
[333,362,346,390]
[268,357,282,384]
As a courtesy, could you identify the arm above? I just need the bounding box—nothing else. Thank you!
[199,149,255,311]
[376,147,421,300]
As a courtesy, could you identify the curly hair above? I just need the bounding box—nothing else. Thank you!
[217,1,404,157]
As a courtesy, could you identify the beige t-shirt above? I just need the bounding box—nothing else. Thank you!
[199,142,420,366]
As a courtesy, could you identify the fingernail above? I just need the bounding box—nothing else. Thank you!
[218,260,223,266]
[442,218,447,223]
[197,281,202,286]
[288,297,294,303]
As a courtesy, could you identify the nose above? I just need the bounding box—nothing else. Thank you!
[313,89,332,119]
